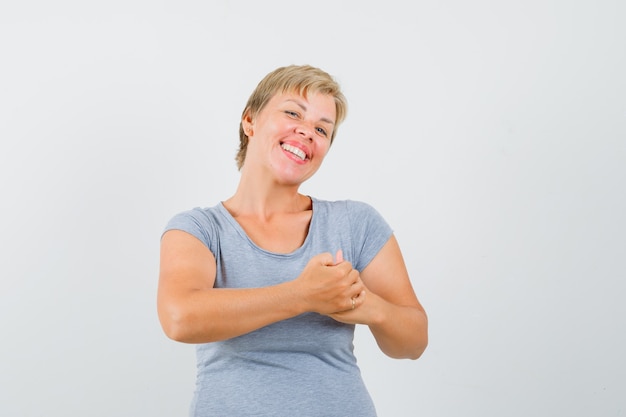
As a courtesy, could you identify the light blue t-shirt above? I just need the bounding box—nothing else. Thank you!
[163,197,393,417]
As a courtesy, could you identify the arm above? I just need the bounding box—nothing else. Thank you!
[157,230,364,343]
[330,234,428,359]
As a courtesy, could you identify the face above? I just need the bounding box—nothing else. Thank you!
[242,91,336,185]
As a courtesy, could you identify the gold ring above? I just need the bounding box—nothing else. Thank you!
[351,298,356,310]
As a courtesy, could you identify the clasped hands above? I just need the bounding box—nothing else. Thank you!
[296,249,370,323]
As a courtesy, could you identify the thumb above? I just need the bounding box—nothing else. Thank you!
[334,249,344,265]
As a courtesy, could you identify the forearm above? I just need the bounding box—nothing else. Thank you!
[367,293,428,360]
[158,281,303,344]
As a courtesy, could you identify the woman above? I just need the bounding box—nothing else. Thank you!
[158,65,428,416]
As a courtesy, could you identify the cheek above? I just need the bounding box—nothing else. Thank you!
[318,142,332,157]
[266,121,293,139]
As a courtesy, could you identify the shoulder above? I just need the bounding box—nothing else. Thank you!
[312,197,383,218]
[162,204,225,250]
[164,205,221,231]
[312,197,392,271]
[311,197,390,238]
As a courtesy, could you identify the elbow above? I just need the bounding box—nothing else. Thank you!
[408,322,429,360]
[159,314,186,343]
[158,304,197,343]
[386,337,428,360]
[408,316,429,360]
[382,314,429,360]
[158,301,223,344]
[408,311,429,360]
[406,337,428,360]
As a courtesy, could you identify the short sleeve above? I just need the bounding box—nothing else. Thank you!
[162,208,218,254]
[346,200,393,272]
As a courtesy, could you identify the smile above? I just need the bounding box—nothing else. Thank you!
[281,143,307,161]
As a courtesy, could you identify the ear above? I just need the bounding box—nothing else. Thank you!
[242,111,254,137]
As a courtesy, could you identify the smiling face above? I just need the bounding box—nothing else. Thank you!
[235,65,347,170]
[241,91,337,185]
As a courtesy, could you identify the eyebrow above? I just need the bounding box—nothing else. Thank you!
[285,99,335,126]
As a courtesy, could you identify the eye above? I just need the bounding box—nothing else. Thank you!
[315,127,328,137]
[284,110,299,118]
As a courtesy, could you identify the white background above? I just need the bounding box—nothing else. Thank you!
[1,1,625,416]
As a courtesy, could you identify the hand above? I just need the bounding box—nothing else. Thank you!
[327,249,370,324]
[294,250,365,315]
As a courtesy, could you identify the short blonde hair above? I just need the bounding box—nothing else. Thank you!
[236,65,348,170]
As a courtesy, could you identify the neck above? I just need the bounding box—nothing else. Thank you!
[224,171,310,219]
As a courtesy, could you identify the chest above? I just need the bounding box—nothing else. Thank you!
[234,211,313,254]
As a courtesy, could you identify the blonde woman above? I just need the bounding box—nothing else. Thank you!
[158,65,428,416]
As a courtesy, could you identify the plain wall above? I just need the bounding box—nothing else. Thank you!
[1,1,624,416]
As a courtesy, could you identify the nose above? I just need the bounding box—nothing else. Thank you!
[295,122,314,141]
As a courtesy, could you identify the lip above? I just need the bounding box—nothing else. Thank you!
[280,140,311,161]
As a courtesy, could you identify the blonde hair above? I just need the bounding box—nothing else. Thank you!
[236,65,348,170]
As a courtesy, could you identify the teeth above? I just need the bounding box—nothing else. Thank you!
[281,143,306,160]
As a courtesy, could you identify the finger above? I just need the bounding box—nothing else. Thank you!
[347,290,366,311]
[317,252,335,266]
[353,290,366,308]
[334,249,344,265]
[349,269,362,286]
